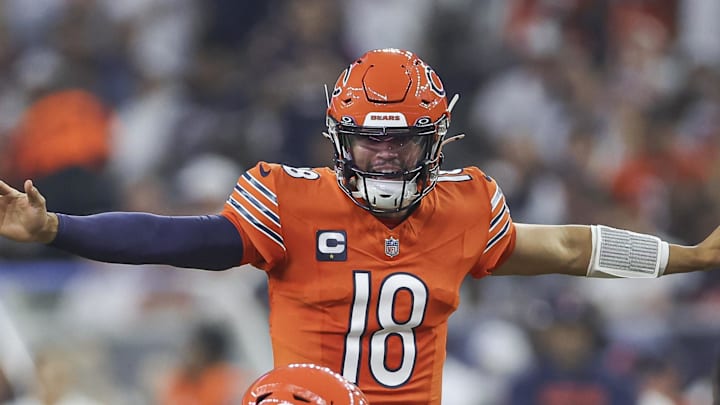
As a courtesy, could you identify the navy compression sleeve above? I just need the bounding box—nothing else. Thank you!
[50,213,244,270]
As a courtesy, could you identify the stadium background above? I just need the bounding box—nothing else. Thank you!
[1,0,720,403]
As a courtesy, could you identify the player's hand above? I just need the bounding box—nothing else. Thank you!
[0,180,57,243]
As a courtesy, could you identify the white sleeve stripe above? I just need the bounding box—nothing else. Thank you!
[489,203,508,231]
[437,174,472,182]
[241,173,277,205]
[484,219,510,254]
[490,185,503,210]
[227,198,285,250]
[233,187,280,227]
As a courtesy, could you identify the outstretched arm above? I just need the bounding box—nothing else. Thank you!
[0,180,244,270]
[492,223,717,277]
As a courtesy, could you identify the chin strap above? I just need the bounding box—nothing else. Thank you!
[352,175,420,212]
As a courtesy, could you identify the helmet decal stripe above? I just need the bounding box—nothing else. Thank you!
[425,66,445,96]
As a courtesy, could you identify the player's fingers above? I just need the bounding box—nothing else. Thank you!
[0,180,20,197]
[24,180,45,207]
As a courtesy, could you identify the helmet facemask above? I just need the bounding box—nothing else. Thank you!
[327,114,449,213]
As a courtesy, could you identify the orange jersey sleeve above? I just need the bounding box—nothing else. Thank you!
[470,170,517,277]
[221,162,287,270]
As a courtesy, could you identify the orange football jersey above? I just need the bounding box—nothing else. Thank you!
[221,162,516,405]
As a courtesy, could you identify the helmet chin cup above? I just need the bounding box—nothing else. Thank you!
[352,175,420,211]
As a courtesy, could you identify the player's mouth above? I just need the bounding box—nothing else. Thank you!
[371,164,403,174]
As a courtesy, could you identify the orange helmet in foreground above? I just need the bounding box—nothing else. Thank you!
[241,363,369,405]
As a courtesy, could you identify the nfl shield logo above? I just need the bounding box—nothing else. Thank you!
[385,236,400,258]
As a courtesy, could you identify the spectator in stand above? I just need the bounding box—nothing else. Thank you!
[1,88,118,259]
[508,295,637,405]
[159,322,248,405]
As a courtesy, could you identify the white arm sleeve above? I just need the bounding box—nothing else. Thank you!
[587,225,669,278]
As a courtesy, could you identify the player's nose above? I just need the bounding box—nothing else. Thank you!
[376,143,400,156]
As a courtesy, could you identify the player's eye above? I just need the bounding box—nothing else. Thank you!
[360,136,410,148]
[367,135,401,143]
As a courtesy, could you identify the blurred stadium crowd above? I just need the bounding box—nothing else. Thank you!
[1,0,720,403]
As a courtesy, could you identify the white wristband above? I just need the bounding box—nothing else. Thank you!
[586,225,669,278]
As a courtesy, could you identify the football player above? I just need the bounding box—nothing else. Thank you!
[242,363,368,405]
[2,48,720,404]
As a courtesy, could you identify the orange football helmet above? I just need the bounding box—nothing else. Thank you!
[326,48,461,213]
[241,363,369,405]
